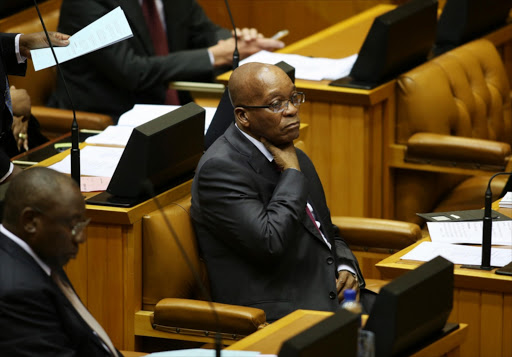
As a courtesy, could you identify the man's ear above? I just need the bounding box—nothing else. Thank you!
[20,207,38,234]
[234,107,250,129]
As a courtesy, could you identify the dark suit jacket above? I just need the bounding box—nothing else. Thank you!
[191,124,364,322]
[0,232,119,356]
[0,33,26,178]
[49,0,231,120]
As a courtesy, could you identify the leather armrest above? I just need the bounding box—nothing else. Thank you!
[32,106,113,134]
[153,298,266,335]
[332,216,421,250]
[406,133,511,166]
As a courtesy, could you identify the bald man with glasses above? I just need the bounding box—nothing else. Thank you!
[0,167,121,356]
[191,63,375,322]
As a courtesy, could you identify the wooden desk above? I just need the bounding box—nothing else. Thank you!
[218,5,512,220]
[226,309,468,357]
[376,204,512,357]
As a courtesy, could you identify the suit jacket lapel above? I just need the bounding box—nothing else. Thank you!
[224,124,279,181]
[120,0,154,55]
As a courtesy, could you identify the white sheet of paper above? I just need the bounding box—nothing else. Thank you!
[48,146,124,177]
[427,221,512,245]
[500,192,512,208]
[401,241,512,267]
[147,350,265,357]
[80,176,111,192]
[85,104,216,146]
[85,126,134,146]
[240,50,358,81]
[31,7,133,71]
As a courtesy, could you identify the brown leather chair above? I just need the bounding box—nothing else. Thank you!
[135,193,421,345]
[331,216,422,280]
[135,195,267,346]
[0,0,113,139]
[386,39,512,226]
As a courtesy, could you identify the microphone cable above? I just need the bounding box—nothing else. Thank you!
[223,0,239,69]
[32,0,80,186]
[143,181,223,357]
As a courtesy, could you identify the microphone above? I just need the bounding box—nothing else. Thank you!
[142,181,222,357]
[223,0,239,69]
[32,0,80,186]
[461,171,512,271]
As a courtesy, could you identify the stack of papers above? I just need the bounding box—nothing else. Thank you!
[240,50,358,81]
[85,104,216,147]
[500,192,512,208]
[400,220,512,267]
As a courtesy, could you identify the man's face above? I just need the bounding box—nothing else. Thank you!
[242,69,301,146]
[30,188,88,269]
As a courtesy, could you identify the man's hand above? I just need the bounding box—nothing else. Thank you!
[19,32,70,59]
[336,270,360,303]
[261,138,300,171]
[209,28,284,68]
[10,86,30,152]
[10,86,31,119]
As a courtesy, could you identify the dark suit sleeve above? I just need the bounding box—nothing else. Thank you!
[0,285,78,356]
[296,150,365,286]
[57,0,229,93]
[0,33,27,77]
[195,156,310,265]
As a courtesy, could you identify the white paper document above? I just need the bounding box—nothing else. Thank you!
[48,146,124,178]
[240,50,358,81]
[401,241,512,267]
[85,104,216,146]
[427,220,512,246]
[31,7,133,71]
[500,192,512,208]
[146,350,271,357]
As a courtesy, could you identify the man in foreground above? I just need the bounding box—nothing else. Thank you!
[191,63,374,322]
[0,167,122,356]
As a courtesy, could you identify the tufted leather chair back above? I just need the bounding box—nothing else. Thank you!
[396,39,512,145]
[392,39,512,225]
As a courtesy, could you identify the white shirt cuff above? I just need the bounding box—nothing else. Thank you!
[0,163,14,183]
[15,34,27,64]
[207,49,215,66]
[338,264,357,277]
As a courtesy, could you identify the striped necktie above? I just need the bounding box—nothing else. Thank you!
[52,271,119,357]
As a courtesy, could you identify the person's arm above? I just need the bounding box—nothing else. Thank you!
[56,0,224,92]
[195,155,309,265]
[0,33,26,76]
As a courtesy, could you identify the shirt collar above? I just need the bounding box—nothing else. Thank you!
[235,123,274,162]
[0,224,51,276]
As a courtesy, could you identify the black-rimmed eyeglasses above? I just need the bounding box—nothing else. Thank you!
[238,92,305,113]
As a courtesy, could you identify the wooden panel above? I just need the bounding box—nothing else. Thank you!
[504,294,512,357]
[455,289,481,357]
[480,292,504,357]
[197,0,396,45]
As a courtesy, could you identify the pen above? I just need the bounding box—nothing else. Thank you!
[271,29,289,41]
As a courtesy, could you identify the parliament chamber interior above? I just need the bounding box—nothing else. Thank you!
[0,0,511,356]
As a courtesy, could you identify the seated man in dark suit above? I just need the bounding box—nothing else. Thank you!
[0,167,122,356]
[191,62,374,322]
[50,0,285,121]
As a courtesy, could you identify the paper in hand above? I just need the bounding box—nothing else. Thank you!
[30,6,133,71]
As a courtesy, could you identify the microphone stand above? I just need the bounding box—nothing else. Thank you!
[461,171,512,271]
[224,0,239,70]
[144,182,222,357]
[33,0,80,186]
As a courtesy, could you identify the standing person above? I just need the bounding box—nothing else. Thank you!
[0,167,122,356]
[0,32,69,183]
[49,0,285,121]
[191,63,375,322]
